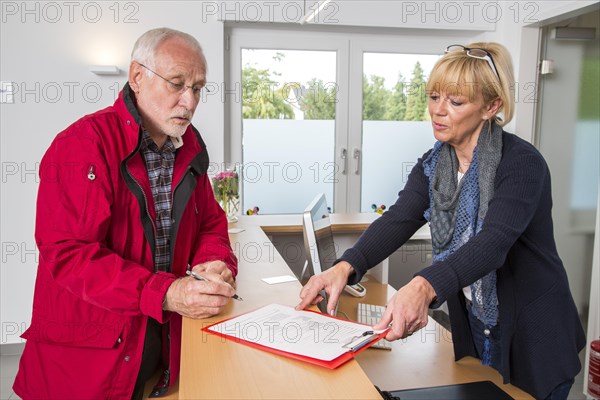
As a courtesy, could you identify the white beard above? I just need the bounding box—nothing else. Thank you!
[164,124,188,139]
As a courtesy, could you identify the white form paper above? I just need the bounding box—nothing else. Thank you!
[261,275,298,285]
[207,304,383,361]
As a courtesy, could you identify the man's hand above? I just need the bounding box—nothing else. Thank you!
[163,272,235,319]
[295,261,354,315]
[191,260,235,287]
[373,276,436,340]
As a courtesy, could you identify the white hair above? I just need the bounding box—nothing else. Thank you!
[131,27,207,73]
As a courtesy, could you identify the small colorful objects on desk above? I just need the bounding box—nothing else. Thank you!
[246,206,260,215]
[371,204,386,214]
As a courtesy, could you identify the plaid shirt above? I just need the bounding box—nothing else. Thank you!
[140,131,177,272]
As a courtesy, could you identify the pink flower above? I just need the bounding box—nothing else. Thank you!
[215,170,238,180]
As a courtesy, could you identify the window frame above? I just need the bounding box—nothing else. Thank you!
[227,27,350,212]
[226,26,477,213]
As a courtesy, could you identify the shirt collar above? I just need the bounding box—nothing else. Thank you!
[170,135,184,149]
[141,130,180,154]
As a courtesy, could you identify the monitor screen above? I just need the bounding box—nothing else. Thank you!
[301,193,337,284]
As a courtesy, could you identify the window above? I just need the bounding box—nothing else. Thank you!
[241,49,337,214]
[227,28,474,214]
[360,52,440,212]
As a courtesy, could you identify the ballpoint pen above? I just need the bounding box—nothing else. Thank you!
[186,270,243,301]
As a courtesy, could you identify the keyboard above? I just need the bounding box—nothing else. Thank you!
[357,303,392,350]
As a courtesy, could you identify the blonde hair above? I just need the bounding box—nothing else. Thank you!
[426,42,515,126]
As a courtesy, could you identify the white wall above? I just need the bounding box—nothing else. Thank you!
[1,0,597,345]
[0,0,225,345]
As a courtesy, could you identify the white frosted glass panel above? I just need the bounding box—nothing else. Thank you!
[361,121,435,212]
[571,120,600,210]
[242,119,335,214]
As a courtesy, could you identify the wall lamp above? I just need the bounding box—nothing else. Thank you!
[89,65,121,76]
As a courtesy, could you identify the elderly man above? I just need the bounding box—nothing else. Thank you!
[13,28,238,400]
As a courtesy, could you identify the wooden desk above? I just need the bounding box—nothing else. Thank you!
[177,215,532,399]
[237,214,431,238]
[178,222,381,399]
[339,278,533,399]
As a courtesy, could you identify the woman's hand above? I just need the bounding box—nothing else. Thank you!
[296,261,354,315]
[373,276,437,340]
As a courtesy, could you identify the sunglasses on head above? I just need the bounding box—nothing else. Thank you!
[445,44,501,86]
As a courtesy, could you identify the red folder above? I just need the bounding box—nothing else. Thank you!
[202,304,389,369]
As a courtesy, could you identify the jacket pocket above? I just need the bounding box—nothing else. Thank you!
[22,318,125,349]
[78,163,100,227]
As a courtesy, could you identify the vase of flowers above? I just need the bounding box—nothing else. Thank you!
[212,169,239,222]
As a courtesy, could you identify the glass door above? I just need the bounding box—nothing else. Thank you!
[228,30,474,214]
[535,10,599,313]
[228,29,349,214]
[359,52,440,212]
[346,35,472,212]
[241,48,337,214]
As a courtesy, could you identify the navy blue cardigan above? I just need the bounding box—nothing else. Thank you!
[341,131,586,399]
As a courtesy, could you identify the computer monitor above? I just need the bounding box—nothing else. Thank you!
[301,193,337,284]
[302,194,368,313]
[301,193,337,313]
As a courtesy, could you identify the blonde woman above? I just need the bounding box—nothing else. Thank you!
[298,43,585,399]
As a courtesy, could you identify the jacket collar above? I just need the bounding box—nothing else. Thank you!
[117,83,209,177]
[122,82,144,127]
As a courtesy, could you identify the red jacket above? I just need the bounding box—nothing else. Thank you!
[13,84,238,399]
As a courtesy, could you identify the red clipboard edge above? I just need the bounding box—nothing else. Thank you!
[201,304,389,369]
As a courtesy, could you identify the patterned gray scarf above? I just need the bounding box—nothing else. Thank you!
[423,121,503,365]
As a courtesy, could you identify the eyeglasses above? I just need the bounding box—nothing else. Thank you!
[137,62,209,97]
[445,44,501,86]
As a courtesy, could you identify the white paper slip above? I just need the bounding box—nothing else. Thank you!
[261,275,298,285]
[228,228,245,234]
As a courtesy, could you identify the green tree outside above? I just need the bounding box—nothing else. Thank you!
[362,74,391,121]
[404,61,428,121]
[299,78,337,120]
[242,64,294,119]
[241,56,428,122]
[384,72,407,121]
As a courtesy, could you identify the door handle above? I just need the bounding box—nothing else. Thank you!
[340,147,347,175]
[353,148,361,175]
